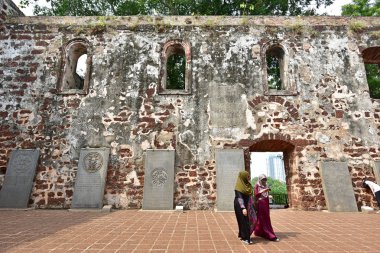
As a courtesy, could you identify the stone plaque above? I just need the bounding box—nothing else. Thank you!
[216,149,245,211]
[320,162,358,212]
[209,82,246,128]
[0,149,40,208]
[72,148,110,209]
[373,161,380,184]
[142,150,175,210]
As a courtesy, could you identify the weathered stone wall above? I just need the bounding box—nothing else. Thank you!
[1,16,380,210]
[1,0,24,19]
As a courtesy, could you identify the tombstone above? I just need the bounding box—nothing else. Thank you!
[0,149,40,208]
[142,150,175,210]
[319,161,358,212]
[373,161,380,184]
[216,149,245,211]
[71,148,110,209]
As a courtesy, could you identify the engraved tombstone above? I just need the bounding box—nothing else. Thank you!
[142,150,175,210]
[373,161,380,184]
[0,149,40,208]
[72,148,110,209]
[320,161,358,212]
[209,82,246,137]
[216,149,245,211]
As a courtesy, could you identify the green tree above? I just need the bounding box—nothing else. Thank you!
[365,64,380,99]
[342,0,380,16]
[267,55,282,90]
[342,0,380,99]
[21,0,335,16]
[251,177,287,194]
[166,53,186,89]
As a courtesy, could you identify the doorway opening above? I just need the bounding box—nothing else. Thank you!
[249,139,295,208]
[250,152,288,208]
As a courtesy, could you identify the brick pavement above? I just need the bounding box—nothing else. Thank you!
[0,209,379,253]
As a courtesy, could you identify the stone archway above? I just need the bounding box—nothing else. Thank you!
[247,136,296,208]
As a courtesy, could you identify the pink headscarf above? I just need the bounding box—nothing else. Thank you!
[256,174,269,198]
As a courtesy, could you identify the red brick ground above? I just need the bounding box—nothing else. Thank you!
[0,209,379,253]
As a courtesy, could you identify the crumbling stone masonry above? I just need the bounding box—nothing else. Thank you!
[1,6,380,210]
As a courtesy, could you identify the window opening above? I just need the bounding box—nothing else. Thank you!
[65,44,87,90]
[250,152,288,209]
[266,47,284,90]
[362,47,380,99]
[58,39,91,94]
[76,54,88,80]
[365,64,380,99]
[159,40,191,95]
[166,48,186,90]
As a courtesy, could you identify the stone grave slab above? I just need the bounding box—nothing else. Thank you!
[216,149,245,211]
[373,161,380,184]
[72,148,110,209]
[142,150,175,210]
[320,161,358,212]
[209,82,246,128]
[0,149,40,208]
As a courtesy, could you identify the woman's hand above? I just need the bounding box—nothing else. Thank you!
[242,208,247,216]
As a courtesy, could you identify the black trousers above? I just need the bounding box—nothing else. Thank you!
[375,191,380,207]
[234,199,250,242]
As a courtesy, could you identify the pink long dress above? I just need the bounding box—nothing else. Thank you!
[254,184,277,240]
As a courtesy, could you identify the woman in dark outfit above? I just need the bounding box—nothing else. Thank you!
[234,170,255,245]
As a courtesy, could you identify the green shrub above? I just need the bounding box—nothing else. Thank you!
[251,176,287,194]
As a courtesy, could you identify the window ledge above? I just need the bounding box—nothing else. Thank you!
[57,89,88,95]
[265,89,297,96]
[158,89,191,95]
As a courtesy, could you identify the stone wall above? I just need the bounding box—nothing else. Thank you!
[1,0,24,19]
[1,15,380,210]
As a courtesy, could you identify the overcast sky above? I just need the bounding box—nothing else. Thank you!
[13,0,353,16]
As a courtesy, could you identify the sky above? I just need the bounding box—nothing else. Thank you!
[13,0,353,16]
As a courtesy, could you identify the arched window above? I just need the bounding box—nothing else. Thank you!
[362,47,380,99]
[266,46,284,90]
[262,43,295,96]
[159,40,191,94]
[58,39,92,94]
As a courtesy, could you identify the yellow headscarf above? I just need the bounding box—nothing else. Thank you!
[235,171,253,195]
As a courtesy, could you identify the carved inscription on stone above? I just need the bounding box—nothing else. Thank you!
[216,149,244,211]
[12,154,33,175]
[72,148,110,209]
[0,149,40,208]
[374,161,380,184]
[209,83,246,128]
[151,168,168,187]
[143,150,175,210]
[320,161,358,212]
[84,152,103,173]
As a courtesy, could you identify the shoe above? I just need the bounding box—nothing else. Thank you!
[242,240,253,245]
[274,238,280,242]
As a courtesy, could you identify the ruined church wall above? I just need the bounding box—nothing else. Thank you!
[1,16,380,210]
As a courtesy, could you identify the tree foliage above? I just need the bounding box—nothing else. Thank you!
[342,0,380,99]
[166,53,186,89]
[267,54,282,90]
[251,177,287,194]
[342,0,380,16]
[20,0,335,16]
[366,64,380,99]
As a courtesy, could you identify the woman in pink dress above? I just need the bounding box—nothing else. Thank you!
[254,174,279,241]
